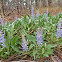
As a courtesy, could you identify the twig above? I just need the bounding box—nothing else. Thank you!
[58,52,62,60]
[20,29,36,37]
[54,49,62,60]
[5,9,16,17]
[5,53,18,62]
[29,30,36,34]
[49,56,56,62]
[12,51,32,60]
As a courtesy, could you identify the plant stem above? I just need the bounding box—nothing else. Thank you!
[41,50,43,62]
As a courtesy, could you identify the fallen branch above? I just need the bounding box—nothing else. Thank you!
[5,53,18,62]
[54,49,62,60]
[49,56,56,62]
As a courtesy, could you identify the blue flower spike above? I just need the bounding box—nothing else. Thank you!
[0,30,6,47]
[31,6,35,20]
[15,16,18,21]
[46,8,49,22]
[36,28,43,46]
[0,18,4,27]
[36,11,40,17]
[56,18,62,38]
[22,36,28,52]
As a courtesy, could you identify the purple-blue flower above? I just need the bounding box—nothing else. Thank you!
[15,16,18,21]
[56,18,62,38]
[56,29,60,38]
[46,9,48,17]
[36,28,43,46]
[0,30,6,47]
[36,11,40,17]
[46,9,49,22]
[0,18,4,27]
[31,7,35,20]
[60,29,62,38]
[22,36,28,52]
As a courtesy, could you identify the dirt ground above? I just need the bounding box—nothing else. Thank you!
[2,7,62,22]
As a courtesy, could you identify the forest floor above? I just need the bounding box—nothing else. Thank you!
[3,7,62,22]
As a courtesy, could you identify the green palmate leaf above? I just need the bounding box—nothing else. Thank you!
[46,44,57,49]
[28,19,31,24]
[11,23,14,27]
[4,52,10,55]
[50,45,57,48]
[26,14,31,19]
[46,49,53,55]
[21,20,27,29]
[33,50,37,55]
[0,48,3,52]
[20,29,26,35]
[11,46,21,52]
[11,35,21,52]
[43,53,49,57]
[26,34,36,43]
[29,44,35,50]
[17,41,22,46]
[46,44,51,49]
[5,38,11,49]
[1,54,8,58]
[22,55,27,59]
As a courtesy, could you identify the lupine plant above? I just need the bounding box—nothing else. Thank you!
[31,6,35,20]
[56,18,62,38]
[46,9,50,23]
[0,18,6,47]
[36,11,40,17]
[0,18,4,28]
[22,36,28,52]
[0,13,62,60]
[0,30,6,47]
[15,16,18,21]
[36,28,43,46]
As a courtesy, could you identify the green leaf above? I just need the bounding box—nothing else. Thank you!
[33,50,37,60]
[0,48,3,52]
[21,20,27,29]
[46,44,51,49]
[26,34,36,43]
[18,41,22,46]
[29,44,35,50]
[46,49,53,54]
[20,29,26,35]
[22,55,27,59]
[5,38,11,49]
[50,45,57,48]
[4,52,10,55]
[42,48,44,54]
[11,35,21,52]
[43,54,49,57]
[46,44,57,49]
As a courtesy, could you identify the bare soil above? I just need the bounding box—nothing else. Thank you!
[2,7,62,22]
